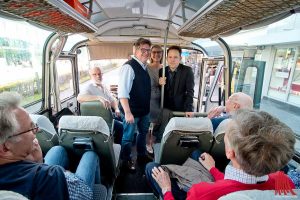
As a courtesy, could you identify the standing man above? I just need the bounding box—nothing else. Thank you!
[159,46,195,117]
[156,46,194,142]
[118,38,152,171]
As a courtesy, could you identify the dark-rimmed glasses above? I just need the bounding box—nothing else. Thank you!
[151,51,163,54]
[139,48,151,54]
[8,124,39,139]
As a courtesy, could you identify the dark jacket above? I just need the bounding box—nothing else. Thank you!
[159,64,194,112]
[0,161,69,200]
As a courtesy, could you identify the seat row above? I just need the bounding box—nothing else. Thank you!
[30,114,120,200]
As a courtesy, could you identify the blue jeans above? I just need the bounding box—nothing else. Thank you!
[145,150,202,199]
[45,146,101,188]
[121,114,150,161]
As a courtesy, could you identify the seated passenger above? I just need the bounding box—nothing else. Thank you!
[145,109,295,200]
[0,92,100,200]
[208,92,253,131]
[77,66,123,143]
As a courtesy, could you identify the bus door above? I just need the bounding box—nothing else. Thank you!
[53,53,79,113]
[233,58,266,109]
[198,57,225,112]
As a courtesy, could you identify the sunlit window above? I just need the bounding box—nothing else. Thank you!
[0,17,51,107]
[56,59,74,100]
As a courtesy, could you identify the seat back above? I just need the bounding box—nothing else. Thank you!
[210,119,231,158]
[0,190,28,200]
[30,114,59,154]
[157,117,213,165]
[58,116,120,183]
[80,101,114,130]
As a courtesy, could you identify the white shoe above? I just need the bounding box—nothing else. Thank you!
[146,144,154,154]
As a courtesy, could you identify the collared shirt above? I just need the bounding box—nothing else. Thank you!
[79,81,115,103]
[224,164,269,184]
[64,171,93,200]
[118,56,147,99]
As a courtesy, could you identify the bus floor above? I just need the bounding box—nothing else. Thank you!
[114,145,154,194]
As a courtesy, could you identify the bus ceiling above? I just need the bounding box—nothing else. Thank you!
[1,1,299,41]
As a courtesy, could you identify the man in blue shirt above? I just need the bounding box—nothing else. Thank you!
[118,38,152,171]
[0,91,100,200]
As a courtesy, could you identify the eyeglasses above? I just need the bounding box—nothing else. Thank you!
[8,124,39,139]
[151,51,163,54]
[139,48,151,54]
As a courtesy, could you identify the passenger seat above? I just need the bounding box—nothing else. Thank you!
[210,119,231,159]
[58,115,121,183]
[29,114,59,154]
[154,117,213,165]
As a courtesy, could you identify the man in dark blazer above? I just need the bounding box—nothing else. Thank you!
[159,45,195,117]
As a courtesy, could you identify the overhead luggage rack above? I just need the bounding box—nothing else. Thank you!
[178,0,300,38]
[0,0,96,33]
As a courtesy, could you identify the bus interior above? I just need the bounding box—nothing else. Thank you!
[1,0,300,199]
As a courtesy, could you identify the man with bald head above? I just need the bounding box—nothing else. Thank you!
[208,92,253,131]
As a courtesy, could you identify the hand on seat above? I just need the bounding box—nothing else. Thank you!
[99,97,111,109]
[185,112,194,118]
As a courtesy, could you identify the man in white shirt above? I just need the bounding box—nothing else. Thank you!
[118,38,152,171]
[77,66,120,116]
[77,67,123,143]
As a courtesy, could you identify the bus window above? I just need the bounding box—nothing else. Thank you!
[181,49,204,111]
[0,16,51,109]
[223,13,300,140]
[63,34,87,52]
[77,46,90,84]
[268,48,296,100]
[241,67,257,98]
[289,49,300,105]
[56,59,74,100]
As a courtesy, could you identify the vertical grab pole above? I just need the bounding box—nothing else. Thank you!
[160,23,170,108]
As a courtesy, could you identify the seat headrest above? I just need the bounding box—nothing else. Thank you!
[163,117,213,140]
[30,114,57,135]
[214,119,232,136]
[218,189,300,200]
[58,116,110,136]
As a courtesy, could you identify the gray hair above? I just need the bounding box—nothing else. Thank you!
[0,92,22,144]
[227,109,295,176]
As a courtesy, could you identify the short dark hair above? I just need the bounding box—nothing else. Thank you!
[134,38,152,48]
[167,45,182,55]
[227,109,295,176]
